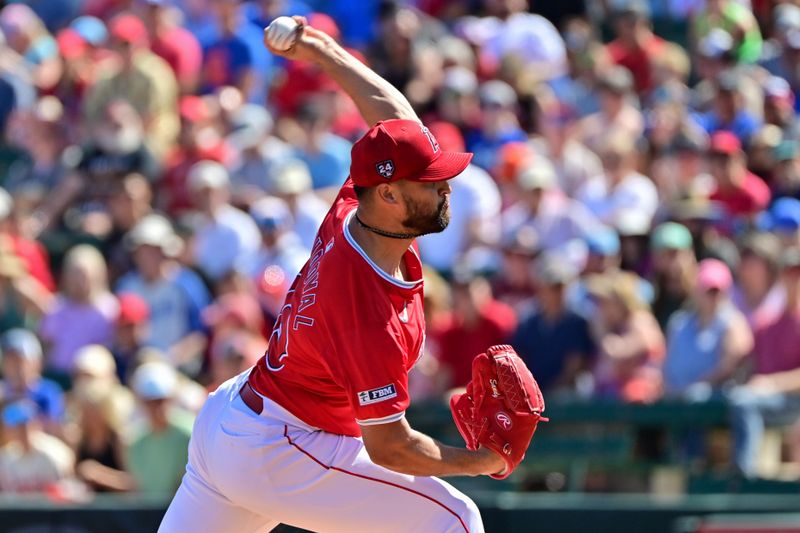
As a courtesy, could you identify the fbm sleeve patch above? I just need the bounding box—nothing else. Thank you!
[357,384,398,406]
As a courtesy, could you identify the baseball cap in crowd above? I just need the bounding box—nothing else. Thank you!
[781,247,800,270]
[696,258,733,292]
[479,80,517,109]
[57,28,88,59]
[698,28,734,59]
[775,140,798,162]
[117,292,150,326]
[250,196,292,231]
[442,66,479,96]
[2,400,36,428]
[125,214,183,257]
[740,233,782,270]
[787,29,800,51]
[187,161,230,191]
[349,119,472,187]
[651,222,692,251]
[709,131,742,155]
[716,69,743,94]
[109,14,148,46]
[516,159,557,191]
[585,227,620,257]
[179,95,211,123]
[73,344,117,379]
[764,76,795,106]
[0,328,42,361]
[536,254,575,286]
[611,0,650,19]
[270,159,312,196]
[70,15,107,46]
[131,361,178,401]
[770,197,800,232]
[598,66,633,95]
[775,4,800,33]
[614,210,651,237]
[227,104,273,151]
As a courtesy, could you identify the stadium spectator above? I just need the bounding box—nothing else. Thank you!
[467,80,526,171]
[695,70,762,144]
[71,378,135,492]
[662,259,752,396]
[200,1,256,99]
[730,247,800,478]
[503,158,599,254]
[39,245,118,378]
[433,261,517,390]
[731,233,784,330]
[186,160,260,282]
[692,0,763,64]
[143,0,202,95]
[0,4,62,92]
[241,196,309,282]
[126,361,193,495]
[82,13,179,156]
[109,293,149,383]
[0,329,64,434]
[650,222,698,331]
[290,97,351,191]
[606,0,666,95]
[116,214,210,368]
[0,400,74,493]
[708,131,771,222]
[577,132,659,228]
[587,269,665,403]
[267,158,328,250]
[513,255,594,396]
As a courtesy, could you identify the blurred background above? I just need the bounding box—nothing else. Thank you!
[1,0,800,531]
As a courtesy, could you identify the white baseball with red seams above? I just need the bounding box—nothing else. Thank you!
[264,16,299,51]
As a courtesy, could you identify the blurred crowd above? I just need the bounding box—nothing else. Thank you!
[2,0,800,498]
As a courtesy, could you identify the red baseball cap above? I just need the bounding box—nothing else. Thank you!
[709,131,742,154]
[117,292,149,325]
[350,119,473,187]
[109,14,148,47]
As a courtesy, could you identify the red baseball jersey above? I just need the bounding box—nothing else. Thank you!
[248,179,426,436]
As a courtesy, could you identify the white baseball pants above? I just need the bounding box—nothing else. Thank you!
[158,371,484,533]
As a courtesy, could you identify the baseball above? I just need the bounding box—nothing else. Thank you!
[265,16,300,51]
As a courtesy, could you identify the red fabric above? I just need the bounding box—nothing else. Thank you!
[249,179,427,436]
[754,307,800,375]
[11,235,54,292]
[433,301,517,389]
[152,28,202,88]
[606,35,666,95]
[710,172,771,217]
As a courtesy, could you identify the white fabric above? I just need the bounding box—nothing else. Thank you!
[576,171,659,227]
[0,433,74,492]
[292,192,328,251]
[159,371,484,533]
[193,204,261,280]
[418,164,501,271]
[479,13,568,79]
[502,192,601,253]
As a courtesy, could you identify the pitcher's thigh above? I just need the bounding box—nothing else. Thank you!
[158,463,279,533]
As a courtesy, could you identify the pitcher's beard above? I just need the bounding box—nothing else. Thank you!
[401,194,450,237]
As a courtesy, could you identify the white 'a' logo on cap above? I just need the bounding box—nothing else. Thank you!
[421,126,440,153]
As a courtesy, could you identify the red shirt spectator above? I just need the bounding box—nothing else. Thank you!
[433,279,517,389]
[709,131,771,218]
[151,27,202,94]
[606,35,665,95]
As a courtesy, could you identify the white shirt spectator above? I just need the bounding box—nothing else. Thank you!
[467,13,568,80]
[418,164,501,272]
[503,192,601,253]
[291,193,329,251]
[577,171,660,227]
[192,204,261,280]
[0,432,74,492]
[530,138,604,198]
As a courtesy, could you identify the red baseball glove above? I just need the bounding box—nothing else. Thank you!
[450,345,547,479]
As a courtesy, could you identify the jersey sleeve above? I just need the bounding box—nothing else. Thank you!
[328,320,411,426]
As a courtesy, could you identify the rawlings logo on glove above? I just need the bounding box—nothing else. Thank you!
[450,345,547,480]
